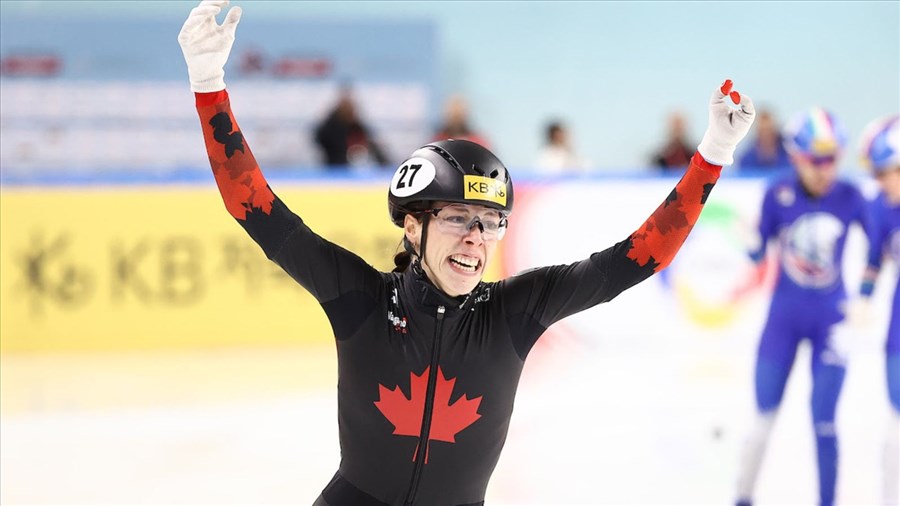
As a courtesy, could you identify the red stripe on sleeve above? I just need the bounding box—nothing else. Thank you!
[195,90,229,107]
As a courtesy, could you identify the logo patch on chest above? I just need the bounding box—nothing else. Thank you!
[374,366,483,464]
[387,287,408,333]
[387,310,408,333]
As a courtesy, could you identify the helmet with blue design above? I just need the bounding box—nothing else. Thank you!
[782,107,848,161]
[858,114,900,174]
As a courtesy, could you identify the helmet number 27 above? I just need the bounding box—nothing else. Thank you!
[395,164,422,189]
[390,157,437,198]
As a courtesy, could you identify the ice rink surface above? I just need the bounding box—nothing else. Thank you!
[1,331,893,505]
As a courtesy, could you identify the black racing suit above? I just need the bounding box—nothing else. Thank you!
[195,90,722,505]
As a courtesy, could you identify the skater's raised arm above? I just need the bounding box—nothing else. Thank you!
[626,80,757,274]
[499,81,756,340]
[178,1,382,305]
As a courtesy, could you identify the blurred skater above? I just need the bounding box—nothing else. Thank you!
[857,115,900,505]
[735,108,873,506]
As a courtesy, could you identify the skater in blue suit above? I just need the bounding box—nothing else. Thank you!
[857,114,900,505]
[735,107,873,506]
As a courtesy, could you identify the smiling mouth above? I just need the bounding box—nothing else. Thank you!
[449,254,481,273]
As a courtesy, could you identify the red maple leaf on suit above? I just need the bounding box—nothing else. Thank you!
[374,366,482,463]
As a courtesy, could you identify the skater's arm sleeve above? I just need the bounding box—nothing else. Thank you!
[860,197,883,297]
[614,152,720,277]
[196,90,381,303]
[499,152,720,358]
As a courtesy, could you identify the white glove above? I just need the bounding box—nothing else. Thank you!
[697,80,756,166]
[842,296,874,328]
[827,296,875,363]
[177,0,242,93]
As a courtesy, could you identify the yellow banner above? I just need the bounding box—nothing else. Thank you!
[0,184,502,352]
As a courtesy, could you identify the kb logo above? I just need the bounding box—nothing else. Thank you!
[463,175,507,206]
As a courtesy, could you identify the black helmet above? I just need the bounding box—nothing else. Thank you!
[387,139,514,227]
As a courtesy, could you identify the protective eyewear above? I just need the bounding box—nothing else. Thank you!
[424,204,508,241]
[802,154,837,168]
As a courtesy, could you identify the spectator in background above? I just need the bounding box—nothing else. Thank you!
[433,94,491,147]
[737,109,791,172]
[534,120,591,175]
[651,111,695,172]
[314,86,389,169]
[238,46,265,75]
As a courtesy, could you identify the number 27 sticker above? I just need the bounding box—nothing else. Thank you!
[389,157,436,197]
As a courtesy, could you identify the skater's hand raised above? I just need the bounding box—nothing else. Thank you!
[177,0,242,93]
[697,79,756,166]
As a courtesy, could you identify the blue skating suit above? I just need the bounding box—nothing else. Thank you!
[750,175,871,505]
[866,193,900,412]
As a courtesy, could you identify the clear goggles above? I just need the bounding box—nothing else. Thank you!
[799,154,837,168]
[424,204,508,241]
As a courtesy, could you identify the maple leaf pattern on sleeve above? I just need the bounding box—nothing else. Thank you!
[197,91,275,221]
[626,152,721,272]
[374,367,483,464]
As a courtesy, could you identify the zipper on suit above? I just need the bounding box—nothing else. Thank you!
[404,304,445,506]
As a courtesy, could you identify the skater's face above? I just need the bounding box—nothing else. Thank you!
[877,166,900,204]
[793,154,838,197]
[404,202,504,297]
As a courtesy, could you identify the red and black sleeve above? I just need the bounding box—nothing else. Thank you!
[625,152,720,272]
[592,151,721,297]
[196,90,297,253]
[499,152,720,357]
[195,90,383,313]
